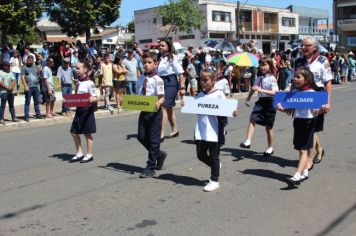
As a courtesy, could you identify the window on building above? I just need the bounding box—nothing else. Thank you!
[179,35,195,40]
[251,35,256,39]
[338,6,356,20]
[262,35,271,40]
[210,33,226,39]
[139,39,152,44]
[212,11,231,22]
[282,17,295,27]
[158,37,172,41]
[257,35,261,39]
[245,34,250,39]
[106,39,113,42]
[153,18,157,24]
[280,36,290,40]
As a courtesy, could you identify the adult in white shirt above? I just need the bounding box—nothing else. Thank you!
[9,50,23,95]
[157,40,185,141]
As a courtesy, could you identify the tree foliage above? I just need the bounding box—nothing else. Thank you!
[156,0,204,37]
[0,0,44,44]
[128,20,135,33]
[45,0,122,42]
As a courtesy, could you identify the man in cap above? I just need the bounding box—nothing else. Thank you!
[57,58,73,117]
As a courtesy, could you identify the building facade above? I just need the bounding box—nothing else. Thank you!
[333,0,356,48]
[287,5,334,47]
[135,0,299,54]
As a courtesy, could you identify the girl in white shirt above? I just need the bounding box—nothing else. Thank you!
[69,61,98,163]
[240,58,279,157]
[277,69,322,186]
[9,50,22,95]
[182,69,239,192]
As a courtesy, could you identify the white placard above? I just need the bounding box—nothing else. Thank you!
[181,96,238,117]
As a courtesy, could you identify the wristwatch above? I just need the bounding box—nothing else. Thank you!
[179,87,185,90]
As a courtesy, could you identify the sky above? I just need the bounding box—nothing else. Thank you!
[111,0,334,26]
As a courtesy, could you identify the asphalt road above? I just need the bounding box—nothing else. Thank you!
[1,83,356,236]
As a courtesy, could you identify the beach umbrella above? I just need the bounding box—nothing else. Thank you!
[226,52,259,67]
[213,40,236,52]
[204,39,219,48]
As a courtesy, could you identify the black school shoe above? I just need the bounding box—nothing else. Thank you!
[240,142,251,149]
[313,149,325,164]
[263,150,274,157]
[156,151,167,170]
[139,168,156,178]
[286,176,301,186]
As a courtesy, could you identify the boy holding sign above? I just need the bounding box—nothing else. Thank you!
[182,69,239,192]
[136,53,166,178]
[277,69,324,186]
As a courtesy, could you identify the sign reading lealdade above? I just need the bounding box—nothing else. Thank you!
[63,93,91,107]
[274,91,328,109]
[181,96,238,117]
[122,95,158,112]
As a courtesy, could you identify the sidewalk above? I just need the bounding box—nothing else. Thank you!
[1,90,248,131]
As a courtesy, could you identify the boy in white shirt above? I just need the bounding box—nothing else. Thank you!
[136,53,166,178]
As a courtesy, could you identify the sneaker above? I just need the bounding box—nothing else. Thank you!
[240,142,251,149]
[139,168,155,178]
[12,118,21,122]
[108,107,114,115]
[156,151,167,170]
[0,119,5,125]
[203,179,220,192]
[24,117,30,122]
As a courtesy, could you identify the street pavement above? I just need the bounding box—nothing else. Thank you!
[0,84,356,235]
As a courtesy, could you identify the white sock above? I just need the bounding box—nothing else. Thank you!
[303,169,309,177]
[293,172,301,180]
[244,140,251,145]
[265,147,273,154]
[76,152,84,157]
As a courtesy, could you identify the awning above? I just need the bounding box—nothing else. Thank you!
[46,37,76,43]
[144,42,159,47]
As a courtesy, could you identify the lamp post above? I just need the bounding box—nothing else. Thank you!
[236,1,240,43]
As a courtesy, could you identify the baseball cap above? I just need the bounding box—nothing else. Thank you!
[126,49,134,53]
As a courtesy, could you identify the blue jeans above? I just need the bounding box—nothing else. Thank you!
[0,92,16,120]
[12,72,21,91]
[126,81,137,95]
[24,86,41,118]
[61,86,72,112]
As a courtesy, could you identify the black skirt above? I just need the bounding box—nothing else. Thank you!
[161,74,179,108]
[250,97,277,128]
[293,118,316,150]
[70,106,96,134]
[314,87,325,133]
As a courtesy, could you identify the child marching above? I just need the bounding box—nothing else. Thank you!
[277,68,325,186]
[69,61,98,163]
[240,57,279,156]
[136,53,167,178]
[182,69,239,192]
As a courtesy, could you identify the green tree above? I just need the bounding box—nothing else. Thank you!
[156,0,204,38]
[0,0,44,45]
[45,0,122,43]
[127,20,135,33]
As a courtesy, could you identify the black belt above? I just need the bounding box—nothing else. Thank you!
[62,84,72,87]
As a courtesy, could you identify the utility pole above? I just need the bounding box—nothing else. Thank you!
[236,1,240,43]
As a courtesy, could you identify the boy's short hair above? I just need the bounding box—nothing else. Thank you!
[142,52,158,62]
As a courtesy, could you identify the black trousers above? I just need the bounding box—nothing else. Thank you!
[195,140,220,182]
[137,110,163,170]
